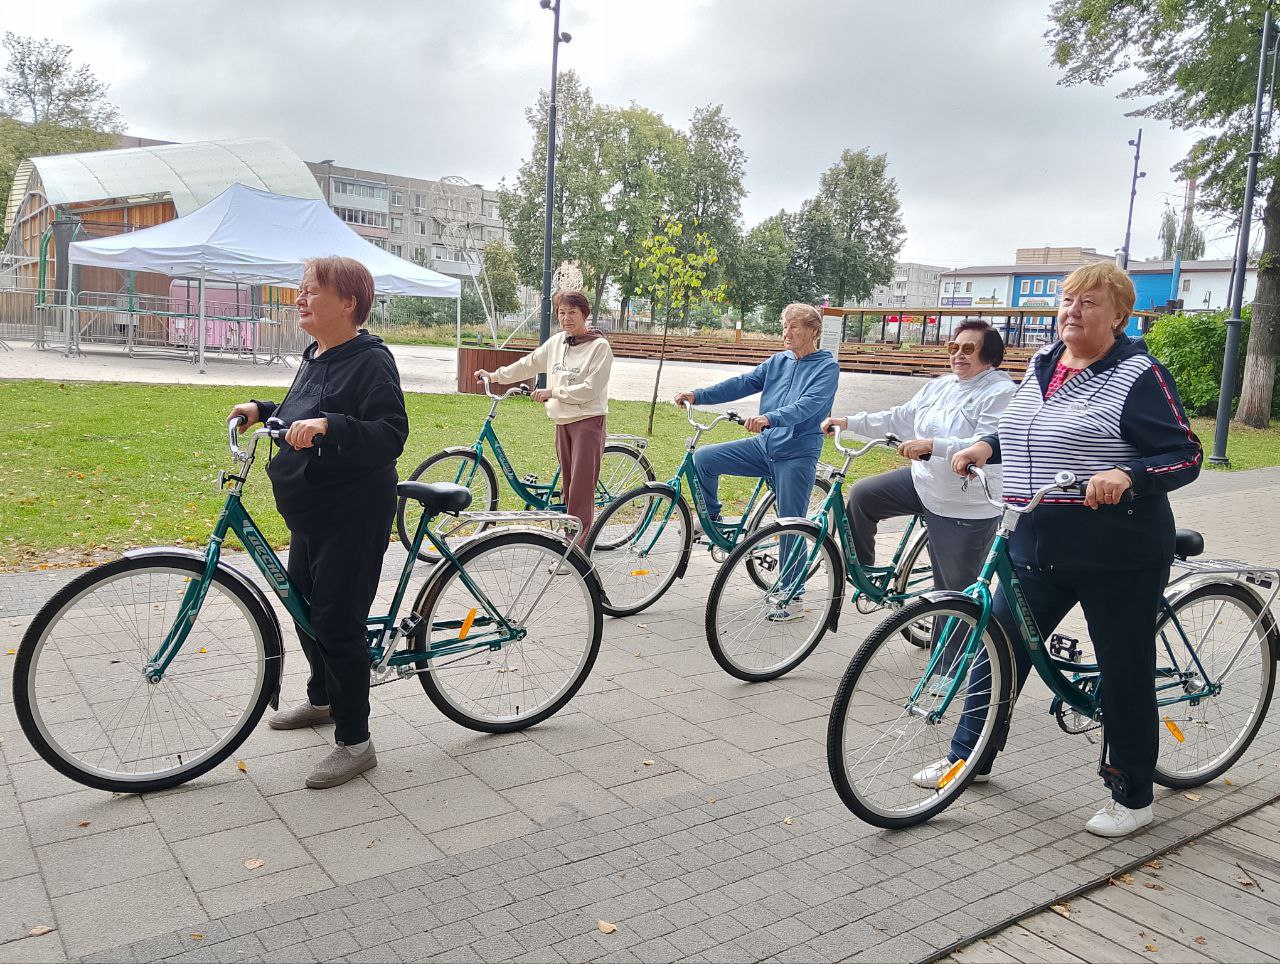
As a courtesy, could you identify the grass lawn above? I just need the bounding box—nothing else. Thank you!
[0,379,902,569]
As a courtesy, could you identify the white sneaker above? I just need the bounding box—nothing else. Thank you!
[911,757,990,789]
[1085,799,1153,837]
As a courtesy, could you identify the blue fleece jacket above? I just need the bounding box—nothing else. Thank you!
[694,349,839,461]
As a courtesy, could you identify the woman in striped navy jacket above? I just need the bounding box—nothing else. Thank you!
[919,261,1202,839]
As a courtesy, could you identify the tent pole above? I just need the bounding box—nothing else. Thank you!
[197,273,207,374]
[456,294,462,350]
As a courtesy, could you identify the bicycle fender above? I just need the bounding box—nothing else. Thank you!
[439,445,483,458]
[123,547,286,709]
[1164,578,1280,660]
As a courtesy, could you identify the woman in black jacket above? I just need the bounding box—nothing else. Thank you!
[926,261,1202,837]
[229,256,408,789]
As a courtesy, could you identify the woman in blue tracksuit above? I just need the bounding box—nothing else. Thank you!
[674,302,839,620]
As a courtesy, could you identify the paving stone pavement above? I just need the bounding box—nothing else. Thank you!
[1,468,1279,962]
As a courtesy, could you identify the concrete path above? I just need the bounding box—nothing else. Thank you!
[1,464,1278,962]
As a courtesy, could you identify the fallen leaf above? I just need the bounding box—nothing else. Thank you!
[190,933,204,941]
[1192,936,1207,946]
[1184,792,1201,802]
[1223,778,1233,786]
[1144,883,1164,891]
[597,920,617,935]
[706,797,717,804]
[1238,876,1256,888]
[784,817,793,826]
[236,760,248,773]
[1144,859,1164,870]
[244,858,266,870]
[76,820,90,828]
[1144,943,1158,953]
[28,926,54,937]
[1050,903,1071,919]
[1110,873,1134,886]
[642,759,654,767]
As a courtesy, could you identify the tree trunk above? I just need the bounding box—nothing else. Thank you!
[647,300,669,435]
[619,293,631,331]
[1236,186,1280,427]
[592,275,608,323]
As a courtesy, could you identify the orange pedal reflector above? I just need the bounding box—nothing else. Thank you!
[937,759,966,790]
[1163,716,1185,743]
[458,607,478,640]
[629,569,650,577]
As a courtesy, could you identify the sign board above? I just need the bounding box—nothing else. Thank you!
[820,312,843,354]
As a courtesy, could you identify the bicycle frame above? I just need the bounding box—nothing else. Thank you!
[669,450,771,553]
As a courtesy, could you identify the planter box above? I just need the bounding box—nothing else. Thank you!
[455,346,537,395]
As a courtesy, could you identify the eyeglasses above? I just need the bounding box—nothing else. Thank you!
[946,341,978,356]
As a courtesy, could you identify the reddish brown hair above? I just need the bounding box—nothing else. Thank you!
[303,256,375,326]
[554,290,592,318]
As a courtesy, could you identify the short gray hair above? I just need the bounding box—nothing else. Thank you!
[781,302,822,335]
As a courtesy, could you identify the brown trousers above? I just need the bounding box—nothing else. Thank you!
[555,415,605,546]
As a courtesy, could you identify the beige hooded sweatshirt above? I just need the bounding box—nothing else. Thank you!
[493,330,613,425]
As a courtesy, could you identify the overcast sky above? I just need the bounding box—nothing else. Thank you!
[5,0,1239,266]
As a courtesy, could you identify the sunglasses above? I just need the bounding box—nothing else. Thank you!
[946,341,979,356]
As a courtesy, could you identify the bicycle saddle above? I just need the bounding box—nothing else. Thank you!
[397,481,473,513]
[1174,528,1204,559]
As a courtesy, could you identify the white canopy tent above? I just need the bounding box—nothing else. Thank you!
[67,183,461,370]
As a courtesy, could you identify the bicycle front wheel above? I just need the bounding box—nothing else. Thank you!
[827,597,1013,829]
[585,484,691,617]
[1152,581,1277,788]
[13,554,279,793]
[706,521,842,682]
[744,477,833,591]
[415,531,602,732]
[397,450,498,563]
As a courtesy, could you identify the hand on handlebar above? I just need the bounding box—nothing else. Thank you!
[822,416,847,436]
[1083,469,1133,509]
[744,414,770,434]
[952,441,993,477]
[897,438,933,461]
[531,388,552,403]
[673,391,696,408]
[282,417,328,450]
[474,369,494,384]
[228,403,260,434]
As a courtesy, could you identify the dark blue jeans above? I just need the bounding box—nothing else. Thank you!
[948,564,1168,809]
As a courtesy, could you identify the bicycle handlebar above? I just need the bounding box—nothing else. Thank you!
[830,428,904,461]
[967,466,1082,515]
[680,399,745,433]
[227,416,326,461]
[479,374,532,401]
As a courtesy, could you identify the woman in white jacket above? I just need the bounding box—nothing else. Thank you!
[821,321,1015,595]
[475,290,613,546]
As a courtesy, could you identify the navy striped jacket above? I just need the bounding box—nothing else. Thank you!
[983,336,1202,571]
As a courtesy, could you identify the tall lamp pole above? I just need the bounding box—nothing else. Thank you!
[1119,129,1145,270]
[1210,8,1274,466]
[537,0,572,372]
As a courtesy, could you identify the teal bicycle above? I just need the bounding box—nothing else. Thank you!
[704,429,935,682]
[827,466,1279,829]
[14,418,604,794]
[397,375,654,562]
[583,401,834,618]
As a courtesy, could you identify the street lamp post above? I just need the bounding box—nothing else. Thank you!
[1210,8,1274,466]
[1119,130,1145,270]
[537,0,572,377]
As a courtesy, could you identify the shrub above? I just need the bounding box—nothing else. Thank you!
[1145,306,1280,417]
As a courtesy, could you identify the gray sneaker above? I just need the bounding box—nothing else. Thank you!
[305,741,377,789]
[268,702,333,730]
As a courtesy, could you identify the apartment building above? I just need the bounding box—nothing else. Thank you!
[853,262,947,309]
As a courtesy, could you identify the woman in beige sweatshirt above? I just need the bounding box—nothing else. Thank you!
[475,290,613,546]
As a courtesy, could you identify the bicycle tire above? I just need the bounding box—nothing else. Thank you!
[1151,580,1278,789]
[592,445,657,550]
[706,520,842,682]
[894,528,936,648]
[14,554,280,794]
[397,449,499,563]
[827,595,1013,829]
[585,483,691,618]
[415,530,603,732]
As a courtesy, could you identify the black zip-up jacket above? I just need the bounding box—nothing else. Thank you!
[253,332,408,532]
[982,336,1202,571]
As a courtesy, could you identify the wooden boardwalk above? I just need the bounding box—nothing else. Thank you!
[945,800,1280,963]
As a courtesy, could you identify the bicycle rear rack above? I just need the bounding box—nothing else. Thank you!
[605,432,648,451]
[434,509,583,543]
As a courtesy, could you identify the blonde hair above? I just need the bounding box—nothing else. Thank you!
[781,302,823,336]
[1062,262,1135,329]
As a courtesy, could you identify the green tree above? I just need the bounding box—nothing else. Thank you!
[480,239,520,316]
[1,33,123,249]
[1158,202,1207,261]
[774,205,824,318]
[632,221,726,432]
[809,148,904,306]
[724,212,795,321]
[1047,2,1279,426]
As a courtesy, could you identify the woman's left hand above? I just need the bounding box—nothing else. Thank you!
[897,438,934,461]
[1084,469,1132,509]
[284,417,328,450]
[745,414,770,433]
[531,388,553,403]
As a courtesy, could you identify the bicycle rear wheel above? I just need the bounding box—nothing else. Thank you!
[827,596,1013,829]
[894,527,936,648]
[397,449,498,563]
[13,554,279,793]
[585,484,690,617]
[1152,581,1277,788]
[415,531,602,732]
[706,521,842,682]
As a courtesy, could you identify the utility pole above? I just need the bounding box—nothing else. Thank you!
[537,0,571,387]
[1168,177,1197,304]
[1210,8,1273,466]
[1120,129,1145,270]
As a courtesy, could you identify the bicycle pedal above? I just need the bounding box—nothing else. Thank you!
[522,473,539,485]
[1049,633,1082,663]
[1098,764,1130,798]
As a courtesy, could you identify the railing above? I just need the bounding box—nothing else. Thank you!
[0,285,46,348]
